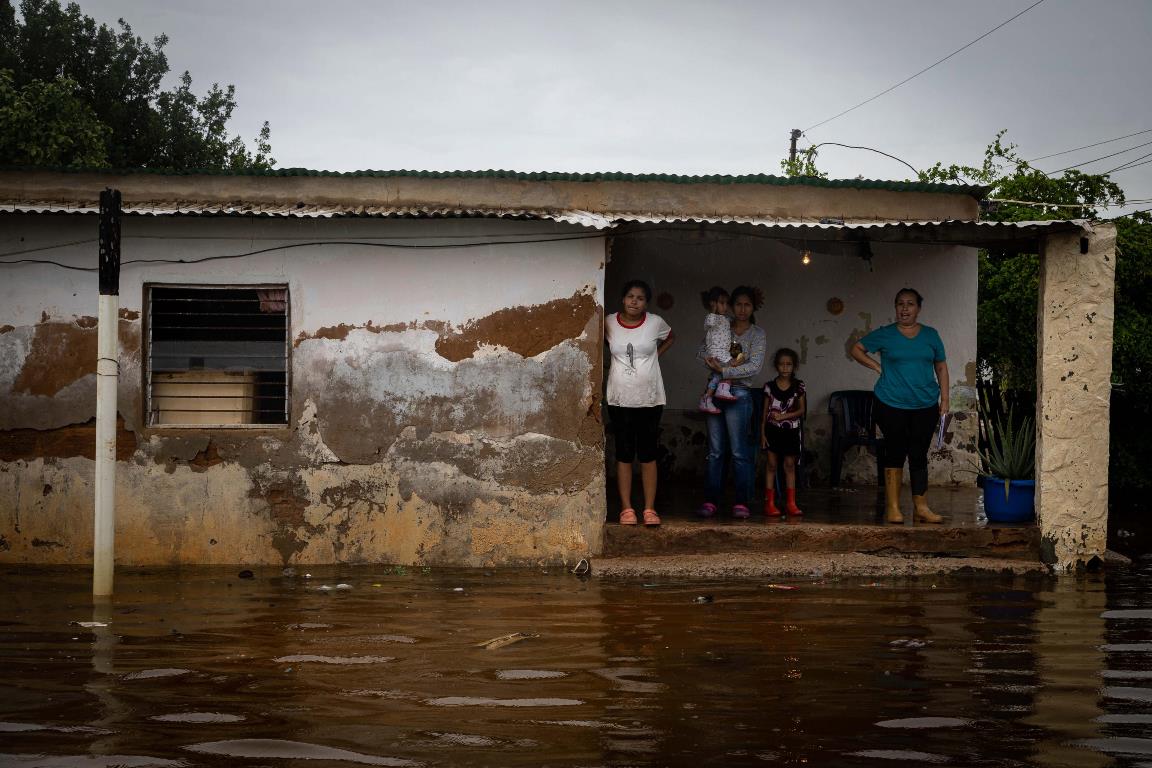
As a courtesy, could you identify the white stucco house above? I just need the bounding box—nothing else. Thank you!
[0,168,1114,569]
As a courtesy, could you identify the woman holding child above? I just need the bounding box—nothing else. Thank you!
[696,285,766,519]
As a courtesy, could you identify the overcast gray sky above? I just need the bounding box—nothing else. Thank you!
[69,0,1152,214]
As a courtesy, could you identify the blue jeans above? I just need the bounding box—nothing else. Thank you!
[705,386,755,506]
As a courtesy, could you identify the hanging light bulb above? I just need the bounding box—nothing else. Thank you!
[801,249,812,265]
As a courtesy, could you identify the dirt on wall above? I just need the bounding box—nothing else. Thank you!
[11,322,98,397]
[435,291,598,362]
[0,417,137,462]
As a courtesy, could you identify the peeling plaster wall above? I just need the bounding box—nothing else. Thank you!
[1036,226,1115,569]
[606,232,979,487]
[0,215,607,566]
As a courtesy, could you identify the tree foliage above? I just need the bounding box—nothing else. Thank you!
[0,0,273,170]
[919,131,1127,391]
[0,69,108,165]
[779,145,828,179]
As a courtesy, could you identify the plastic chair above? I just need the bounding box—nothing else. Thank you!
[827,390,884,487]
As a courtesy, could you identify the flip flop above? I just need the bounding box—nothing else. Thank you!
[619,508,638,525]
[642,509,661,526]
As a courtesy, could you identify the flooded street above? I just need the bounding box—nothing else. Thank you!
[2,563,1151,767]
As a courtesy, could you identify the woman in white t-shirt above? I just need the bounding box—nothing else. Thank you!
[605,280,675,526]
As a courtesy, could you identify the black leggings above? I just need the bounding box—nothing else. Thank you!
[608,405,663,463]
[874,399,938,496]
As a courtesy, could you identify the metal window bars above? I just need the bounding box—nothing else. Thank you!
[146,285,289,426]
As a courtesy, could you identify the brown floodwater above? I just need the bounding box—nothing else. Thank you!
[1,562,1150,767]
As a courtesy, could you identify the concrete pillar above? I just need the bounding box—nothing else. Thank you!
[1035,224,1116,569]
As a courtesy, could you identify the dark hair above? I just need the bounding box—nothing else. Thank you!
[730,285,764,310]
[729,285,764,324]
[620,279,652,302]
[699,285,729,311]
[774,347,799,368]
[895,287,924,307]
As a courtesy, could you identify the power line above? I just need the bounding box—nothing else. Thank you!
[1027,128,1152,163]
[1105,150,1152,174]
[807,142,920,176]
[803,0,1048,133]
[0,233,611,269]
[1048,138,1152,174]
[1109,157,1152,175]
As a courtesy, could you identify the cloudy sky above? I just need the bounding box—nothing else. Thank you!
[70,0,1152,214]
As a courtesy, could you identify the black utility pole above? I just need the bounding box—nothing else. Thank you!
[789,129,802,165]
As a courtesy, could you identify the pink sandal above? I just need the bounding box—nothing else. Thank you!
[619,508,638,525]
[642,509,661,526]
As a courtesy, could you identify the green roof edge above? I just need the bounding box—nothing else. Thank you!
[0,165,990,197]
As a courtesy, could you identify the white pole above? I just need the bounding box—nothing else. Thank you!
[92,292,119,596]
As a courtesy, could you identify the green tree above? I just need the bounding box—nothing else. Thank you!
[0,0,273,169]
[918,131,1126,391]
[0,69,108,165]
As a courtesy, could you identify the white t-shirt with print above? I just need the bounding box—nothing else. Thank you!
[605,312,672,408]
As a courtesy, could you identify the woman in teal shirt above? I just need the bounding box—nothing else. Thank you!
[851,288,948,525]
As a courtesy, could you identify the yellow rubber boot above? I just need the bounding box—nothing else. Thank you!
[884,468,904,523]
[913,494,943,524]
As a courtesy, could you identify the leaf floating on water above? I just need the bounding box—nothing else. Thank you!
[476,632,538,650]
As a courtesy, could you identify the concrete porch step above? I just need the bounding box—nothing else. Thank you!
[602,520,1040,561]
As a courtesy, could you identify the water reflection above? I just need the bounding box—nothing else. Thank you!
[0,562,1149,766]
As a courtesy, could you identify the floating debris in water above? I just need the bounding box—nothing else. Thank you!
[571,558,591,576]
[889,638,932,649]
[238,570,254,579]
[69,621,109,627]
[287,623,332,630]
[764,584,796,590]
[335,583,353,590]
[694,595,714,603]
[476,632,538,650]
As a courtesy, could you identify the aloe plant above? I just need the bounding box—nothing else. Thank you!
[975,389,1035,500]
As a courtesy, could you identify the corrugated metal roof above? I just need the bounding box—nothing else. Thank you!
[0,165,989,197]
[2,201,611,228]
[1,201,1090,247]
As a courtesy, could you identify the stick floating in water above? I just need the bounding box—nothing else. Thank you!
[476,632,539,650]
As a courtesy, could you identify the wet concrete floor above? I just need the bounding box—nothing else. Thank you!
[2,562,1151,767]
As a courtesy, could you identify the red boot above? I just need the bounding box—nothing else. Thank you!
[785,488,803,517]
[764,489,781,517]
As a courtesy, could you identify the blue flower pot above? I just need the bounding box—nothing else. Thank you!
[983,478,1035,523]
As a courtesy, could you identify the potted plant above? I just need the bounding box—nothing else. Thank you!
[975,390,1036,523]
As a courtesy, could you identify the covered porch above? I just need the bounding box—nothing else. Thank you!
[603,218,1115,570]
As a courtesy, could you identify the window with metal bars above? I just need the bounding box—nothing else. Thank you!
[146,285,289,426]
